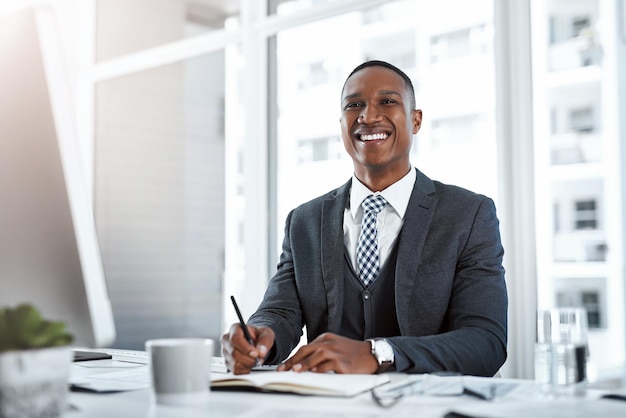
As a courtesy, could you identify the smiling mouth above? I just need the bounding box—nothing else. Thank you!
[358,133,389,141]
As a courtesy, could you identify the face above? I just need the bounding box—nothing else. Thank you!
[340,66,422,183]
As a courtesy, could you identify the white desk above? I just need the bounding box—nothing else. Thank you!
[67,360,626,418]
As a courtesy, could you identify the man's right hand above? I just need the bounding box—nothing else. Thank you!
[220,323,275,374]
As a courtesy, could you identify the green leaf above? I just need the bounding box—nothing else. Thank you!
[0,304,73,352]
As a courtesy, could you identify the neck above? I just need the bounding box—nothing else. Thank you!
[355,166,411,192]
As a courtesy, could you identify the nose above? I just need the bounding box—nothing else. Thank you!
[358,106,381,124]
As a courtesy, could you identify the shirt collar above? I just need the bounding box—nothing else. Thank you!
[349,167,416,219]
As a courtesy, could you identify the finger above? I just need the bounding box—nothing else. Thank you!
[277,343,313,371]
[308,359,335,373]
[231,324,263,360]
[294,347,333,372]
[279,343,329,373]
[252,327,275,363]
[223,324,259,373]
[227,344,260,375]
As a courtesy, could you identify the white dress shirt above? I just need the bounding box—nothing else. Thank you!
[343,168,416,273]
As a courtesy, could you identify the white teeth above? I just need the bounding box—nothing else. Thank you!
[360,133,388,141]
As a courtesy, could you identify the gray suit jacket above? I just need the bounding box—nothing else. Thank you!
[249,168,507,376]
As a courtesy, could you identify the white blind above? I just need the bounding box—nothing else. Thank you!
[95,53,225,350]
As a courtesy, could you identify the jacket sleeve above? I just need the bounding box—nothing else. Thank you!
[389,196,507,377]
[247,210,305,363]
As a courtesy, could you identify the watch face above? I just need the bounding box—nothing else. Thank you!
[375,340,394,363]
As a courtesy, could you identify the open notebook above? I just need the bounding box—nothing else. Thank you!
[211,371,390,397]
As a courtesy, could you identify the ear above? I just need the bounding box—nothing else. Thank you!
[412,109,422,134]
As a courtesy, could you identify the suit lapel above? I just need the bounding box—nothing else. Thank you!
[395,169,437,334]
[320,180,351,334]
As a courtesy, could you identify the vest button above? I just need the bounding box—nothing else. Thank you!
[363,291,371,300]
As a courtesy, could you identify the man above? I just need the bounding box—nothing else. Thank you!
[221,60,507,376]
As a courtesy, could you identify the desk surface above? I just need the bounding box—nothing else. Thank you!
[67,360,626,418]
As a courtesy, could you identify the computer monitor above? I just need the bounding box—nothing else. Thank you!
[0,7,116,348]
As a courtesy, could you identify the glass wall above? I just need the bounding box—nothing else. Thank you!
[531,0,625,383]
[271,0,498,260]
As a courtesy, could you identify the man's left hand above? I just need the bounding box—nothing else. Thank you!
[276,332,378,374]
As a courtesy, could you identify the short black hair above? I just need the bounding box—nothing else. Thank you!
[342,60,416,109]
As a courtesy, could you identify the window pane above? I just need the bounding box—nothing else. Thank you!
[271,0,497,258]
[533,0,625,382]
[269,0,340,16]
[96,0,240,61]
[95,53,226,349]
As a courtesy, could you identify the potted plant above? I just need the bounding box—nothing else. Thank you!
[0,303,74,418]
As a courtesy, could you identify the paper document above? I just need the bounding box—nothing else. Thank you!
[446,398,626,418]
[70,356,235,392]
[211,371,390,397]
[374,374,536,401]
[70,366,150,392]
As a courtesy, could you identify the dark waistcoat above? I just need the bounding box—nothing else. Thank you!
[340,243,401,340]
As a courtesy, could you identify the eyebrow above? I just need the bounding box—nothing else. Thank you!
[378,90,403,97]
[342,89,404,102]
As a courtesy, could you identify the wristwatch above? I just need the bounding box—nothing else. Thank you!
[366,338,394,373]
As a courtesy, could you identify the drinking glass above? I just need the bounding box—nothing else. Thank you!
[535,308,589,397]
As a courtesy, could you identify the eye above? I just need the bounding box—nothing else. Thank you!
[344,102,363,110]
[381,98,397,105]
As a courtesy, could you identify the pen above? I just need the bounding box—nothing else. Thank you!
[230,295,258,361]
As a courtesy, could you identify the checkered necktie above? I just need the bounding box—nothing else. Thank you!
[357,194,387,286]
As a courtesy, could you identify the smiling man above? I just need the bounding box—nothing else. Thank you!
[221,60,508,376]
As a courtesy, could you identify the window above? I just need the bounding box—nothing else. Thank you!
[574,199,597,230]
[430,115,480,146]
[298,136,342,163]
[430,25,488,63]
[572,16,590,38]
[557,288,603,328]
[533,0,625,381]
[269,0,339,16]
[431,28,471,62]
[298,61,343,89]
[570,107,594,133]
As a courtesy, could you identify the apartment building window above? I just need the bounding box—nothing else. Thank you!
[298,61,343,89]
[431,28,470,62]
[570,107,594,133]
[431,115,479,146]
[361,7,384,24]
[362,32,417,70]
[571,17,590,37]
[430,25,487,63]
[557,287,603,329]
[297,136,342,163]
[574,199,597,230]
[553,202,560,232]
[548,13,591,44]
[269,0,338,16]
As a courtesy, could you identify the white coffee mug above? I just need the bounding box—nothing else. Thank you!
[145,338,214,406]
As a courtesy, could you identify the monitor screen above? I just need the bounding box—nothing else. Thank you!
[0,7,115,348]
